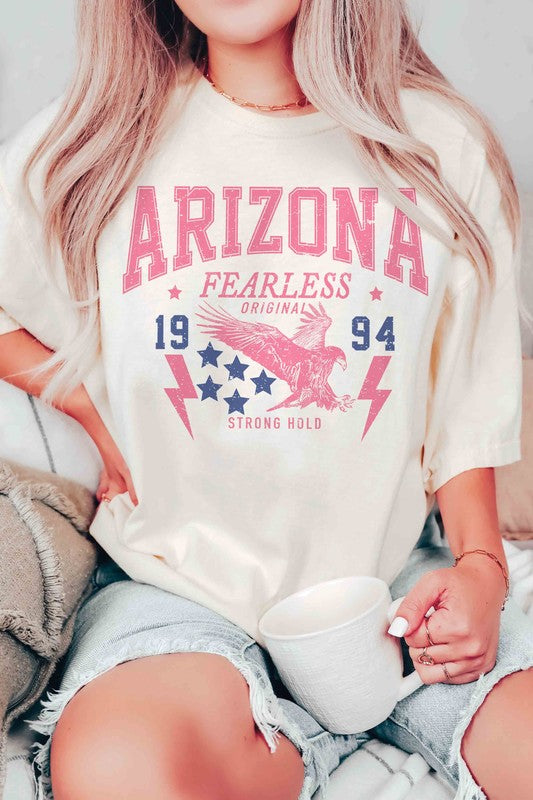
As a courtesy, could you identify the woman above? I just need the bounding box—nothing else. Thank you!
[1,1,532,798]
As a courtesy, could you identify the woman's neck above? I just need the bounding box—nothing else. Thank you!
[203,26,317,116]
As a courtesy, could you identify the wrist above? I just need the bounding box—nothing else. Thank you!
[453,550,509,607]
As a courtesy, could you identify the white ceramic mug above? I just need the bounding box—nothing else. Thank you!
[258,575,423,733]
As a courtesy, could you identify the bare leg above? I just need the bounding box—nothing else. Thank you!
[50,652,305,800]
[461,667,533,800]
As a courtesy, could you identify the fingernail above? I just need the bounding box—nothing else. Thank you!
[425,606,436,618]
[387,617,409,637]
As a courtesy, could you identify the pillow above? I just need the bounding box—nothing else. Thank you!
[495,358,533,540]
[0,458,97,796]
[0,379,102,492]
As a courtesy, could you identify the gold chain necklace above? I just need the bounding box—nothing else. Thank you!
[200,57,310,112]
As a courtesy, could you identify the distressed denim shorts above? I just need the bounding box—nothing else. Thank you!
[27,513,533,800]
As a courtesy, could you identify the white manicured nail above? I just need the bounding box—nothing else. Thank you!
[387,617,409,637]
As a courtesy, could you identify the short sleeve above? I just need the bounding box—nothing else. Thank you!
[0,166,42,340]
[0,306,23,335]
[422,135,523,495]
[0,93,73,350]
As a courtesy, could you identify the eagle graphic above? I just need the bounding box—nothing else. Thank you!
[195,301,355,412]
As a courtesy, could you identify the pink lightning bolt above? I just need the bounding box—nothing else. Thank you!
[357,355,392,440]
[164,354,198,438]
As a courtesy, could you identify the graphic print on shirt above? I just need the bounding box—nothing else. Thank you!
[123,184,428,441]
[196,301,355,413]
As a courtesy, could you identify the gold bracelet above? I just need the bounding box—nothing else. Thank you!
[453,549,510,611]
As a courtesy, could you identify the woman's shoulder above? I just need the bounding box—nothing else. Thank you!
[399,87,488,197]
[0,92,65,201]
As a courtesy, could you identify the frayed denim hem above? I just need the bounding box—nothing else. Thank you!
[448,657,533,800]
[23,635,332,800]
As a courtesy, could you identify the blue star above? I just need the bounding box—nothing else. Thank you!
[196,375,222,401]
[197,341,223,367]
[250,369,276,395]
[224,389,249,415]
[224,355,249,380]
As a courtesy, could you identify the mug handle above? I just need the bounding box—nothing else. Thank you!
[387,595,424,701]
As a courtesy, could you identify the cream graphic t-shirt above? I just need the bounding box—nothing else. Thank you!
[0,72,522,645]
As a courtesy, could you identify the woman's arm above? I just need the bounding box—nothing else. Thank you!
[389,467,508,684]
[0,328,138,505]
[436,466,508,581]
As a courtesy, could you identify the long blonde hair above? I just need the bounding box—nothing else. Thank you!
[22,0,522,407]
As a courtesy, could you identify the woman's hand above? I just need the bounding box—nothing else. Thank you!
[94,435,138,506]
[389,555,507,685]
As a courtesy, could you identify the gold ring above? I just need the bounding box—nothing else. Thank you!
[442,662,452,682]
[425,616,436,647]
[418,646,435,666]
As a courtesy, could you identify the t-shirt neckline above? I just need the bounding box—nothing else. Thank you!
[189,70,342,138]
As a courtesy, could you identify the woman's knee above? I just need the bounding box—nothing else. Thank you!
[461,666,533,800]
[50,651,304,800]
[50,657,196,799]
